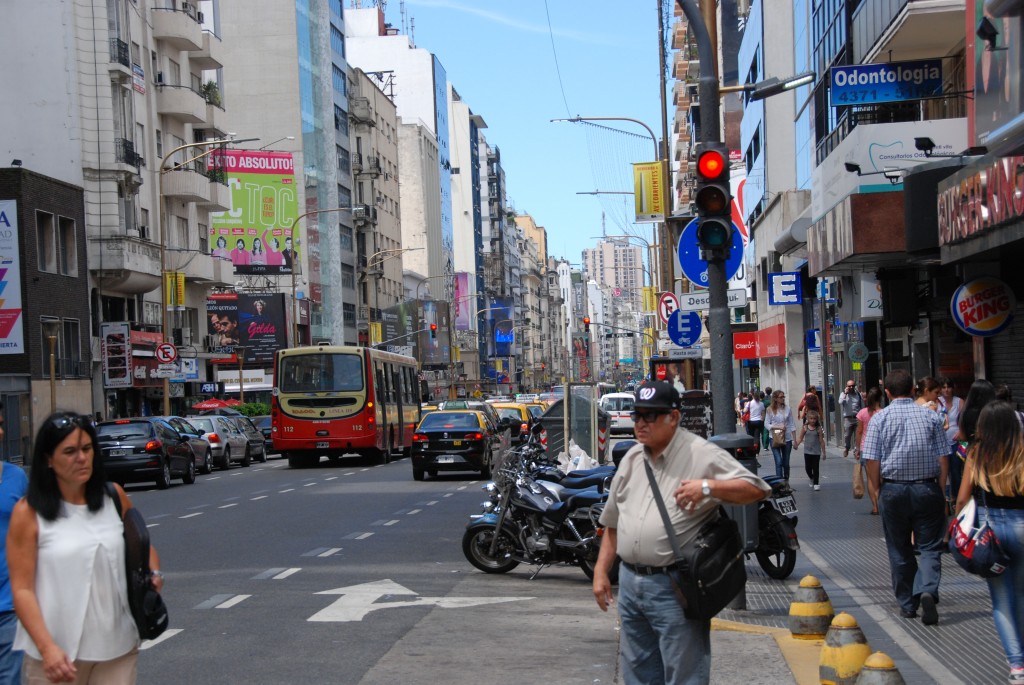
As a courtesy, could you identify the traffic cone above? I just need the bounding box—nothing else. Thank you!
[788,575,834,639]
[855,652,905,684]
[819,612,871,685]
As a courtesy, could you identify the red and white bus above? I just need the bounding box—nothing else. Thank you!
[271,344,420,468]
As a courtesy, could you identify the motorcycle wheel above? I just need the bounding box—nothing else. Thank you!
[755,548,796,579]
[462,525,520,574]
[579,552,620,583]
[756,508,797,579]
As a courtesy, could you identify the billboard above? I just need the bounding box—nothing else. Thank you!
[206,293,288,366]
[972,0,1023,145]
[487,297,515,358]
[100,322,132,388]
[0,200,24,354]
[419,300,450,366]
[454,272,471,331]
[208,150,298,276]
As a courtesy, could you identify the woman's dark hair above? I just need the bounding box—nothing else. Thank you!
[969,401,1024,496]
[994,383,1013,402]
[960,379,997,442]
[865,386,883,409]
[27,412,107,521]
[915,376,940,397]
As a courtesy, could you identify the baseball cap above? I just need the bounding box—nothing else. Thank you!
[633,381,681,411]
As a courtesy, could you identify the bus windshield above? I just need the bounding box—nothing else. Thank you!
[279,352,364,393]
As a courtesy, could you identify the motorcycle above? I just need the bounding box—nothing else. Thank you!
[462,427,616,580]
[752,475,800,579]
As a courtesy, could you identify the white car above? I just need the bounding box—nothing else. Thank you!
[186,415,252,469]
[600,392,636,436]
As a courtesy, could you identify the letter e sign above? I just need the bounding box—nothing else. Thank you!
[768,272,802,306]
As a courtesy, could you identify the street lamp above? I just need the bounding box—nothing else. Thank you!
[42,320,60,413]
[363,247,422,345]
[719,71,815,100]
[158,135,258,416]
[415,274,451,301]
[258,135,295,151]
[235,346,247,404]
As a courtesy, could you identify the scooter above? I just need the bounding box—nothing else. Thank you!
[752,475,800,579]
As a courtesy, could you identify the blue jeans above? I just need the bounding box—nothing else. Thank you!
[618,565,711,685]
[770,441,792,480]
[0,611,22,685]
[879,481,945,613]
[980,506,1024,670]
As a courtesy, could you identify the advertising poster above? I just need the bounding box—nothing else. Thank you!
[453,272,471,330]
[238,293,288,365]
[129,329,163,388]
[973,1,1022,145]
[0,200,23,354]
[381,301,415,356]
[206,294,240,359]
[418,300,450,366]
[100,322,132,388]
[488,297,515,358]
[208,150,298,276]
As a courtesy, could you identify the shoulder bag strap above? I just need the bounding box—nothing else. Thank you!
[105,482,124,519]
[642,458,686,565]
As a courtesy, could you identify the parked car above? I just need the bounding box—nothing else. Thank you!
[95,418,196,488]
[490,402,533,445]
[232,416,268,463]
[186,415,251,469]
[251,415,273,455]
[411,410,503,481]
[436,400,514,452]
[155,415,215,474]
[599,392,636,436]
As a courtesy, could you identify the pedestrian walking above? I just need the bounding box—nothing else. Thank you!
[839,380,864,458]
[745,391,765,453]
[854,386,884,515]
[862,369,949,625]
[7,412,164,683]
[797,386,821,423]
[795,410,825,490]
[953,401,1024,684]
[592,381,769,685]
[0,402,28,684]
[994,383,1024,432]
[761,388,772,451]
[937,377,964,499]
[765,390,797,481]
[956,379,998,502]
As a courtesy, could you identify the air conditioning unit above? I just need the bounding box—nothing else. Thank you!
[196,10,204,23]
[156,72,164,85]
[352,204,368,220]
[181,2,193,14]
[180,327,193,346]
[138,225,150,239]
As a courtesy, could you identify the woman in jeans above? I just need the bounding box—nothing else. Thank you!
[764,390,797,481]
[745,390,765,453]
[955,401,1024,684]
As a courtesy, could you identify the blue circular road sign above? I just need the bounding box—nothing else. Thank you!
[676,218,744,287]
[667,310,702,348]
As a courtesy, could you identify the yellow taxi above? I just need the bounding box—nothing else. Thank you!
[490,402,533,445]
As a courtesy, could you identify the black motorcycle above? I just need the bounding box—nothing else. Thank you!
[752,475,800,579]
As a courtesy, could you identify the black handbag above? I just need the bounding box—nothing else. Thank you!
[643,461,746,621]
[106,484,170,640]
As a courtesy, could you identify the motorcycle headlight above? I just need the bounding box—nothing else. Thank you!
[480,501,496,513]
[482,482,498,493]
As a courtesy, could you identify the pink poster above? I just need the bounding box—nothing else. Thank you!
[454,272,471,331]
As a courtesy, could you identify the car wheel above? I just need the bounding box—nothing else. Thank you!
[258,445,268,463]
[241,446,251,467]
[413,467,425,481]
[480,454,492,479]
[156,458,172,489]
[202,450,213,474]
[182,457,196,485]
[221,447,232,470]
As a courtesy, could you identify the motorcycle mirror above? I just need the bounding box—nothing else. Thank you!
[531,422,544,435]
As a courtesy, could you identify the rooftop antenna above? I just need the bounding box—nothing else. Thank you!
[410,17,415,46]
[400,0,407,35]
[601,211,607,238]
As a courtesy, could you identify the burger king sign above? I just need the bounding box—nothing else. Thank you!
[950,277,1016,337]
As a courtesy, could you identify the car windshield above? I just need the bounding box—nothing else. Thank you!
[96,422,151,441]
[496,407,521,421]
[601,396,634,412]
[187,417,216,434]
[419,413,480,430]
[252,416,270,429]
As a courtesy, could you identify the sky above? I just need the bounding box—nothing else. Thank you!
[388,0,669,265]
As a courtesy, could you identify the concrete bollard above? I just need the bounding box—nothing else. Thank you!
[788,574,834,639]
[819,612,872,685]
[855,652,906,685]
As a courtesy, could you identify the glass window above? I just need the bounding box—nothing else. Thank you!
[279,352,364,393]
[36,211,56,273]
[59,216,77,276]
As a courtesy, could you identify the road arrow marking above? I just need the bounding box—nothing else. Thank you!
[308,579,533,623]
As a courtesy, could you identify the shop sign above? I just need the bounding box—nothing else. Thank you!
[100,322,132,388]
[733,331,758,360]
[937,155,1024,246]
[758,324,786,359]
[950,277,1016,337]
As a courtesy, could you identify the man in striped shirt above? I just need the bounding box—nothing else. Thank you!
[862,368,949,625]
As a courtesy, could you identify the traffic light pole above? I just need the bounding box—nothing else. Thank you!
[678,0,734,436]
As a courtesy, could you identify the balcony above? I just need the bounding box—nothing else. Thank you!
[151,7,202,52]
[202,102,228,136]
[191,31,223,70]
[115,138,143,170]
[156,84,207,124]
[108,38,131,79]
[162,165,210,203]
[350,97,374,125]
[89,233,162,294]
[200,174,231,212]
[182,253,230,286]
[356,155,381,177]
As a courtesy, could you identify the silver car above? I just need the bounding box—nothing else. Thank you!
[186,415,251,469]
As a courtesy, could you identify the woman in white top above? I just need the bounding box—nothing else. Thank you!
[8,413,162,684]
[764,390,798,481]
[745,390,765,452]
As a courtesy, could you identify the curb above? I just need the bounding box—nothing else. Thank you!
[712,618,822,685]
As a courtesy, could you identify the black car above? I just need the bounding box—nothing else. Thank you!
[154,415,215,474]
[411,410,502,481]
[251,415,273,454]
[96,418,196,489]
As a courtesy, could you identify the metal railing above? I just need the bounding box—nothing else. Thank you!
[115,138,143,169]
[109,38,130,68]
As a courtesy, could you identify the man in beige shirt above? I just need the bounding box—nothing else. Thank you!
[592,381,769,685]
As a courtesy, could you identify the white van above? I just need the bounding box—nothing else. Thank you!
[599,392,636,435]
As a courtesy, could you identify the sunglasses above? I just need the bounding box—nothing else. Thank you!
[48,413,92,431]
[630,410,669,423]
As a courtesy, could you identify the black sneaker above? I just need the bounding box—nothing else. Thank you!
[920,593,938,625]
[899,608,918,619]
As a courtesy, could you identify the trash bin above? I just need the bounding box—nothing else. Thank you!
[538,395,609,462]
[708,432,760,552]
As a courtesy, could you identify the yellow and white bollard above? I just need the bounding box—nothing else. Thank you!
[788,574,834,639]
[855,652,905,685]
[819,612,872,685]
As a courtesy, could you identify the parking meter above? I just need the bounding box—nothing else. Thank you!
[708,432,760,553]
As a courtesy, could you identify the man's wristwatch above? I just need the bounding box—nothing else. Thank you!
[701,479,711,497]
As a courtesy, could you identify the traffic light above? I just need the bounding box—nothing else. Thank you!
[583,317,590,333]
[429,323,437,340]
[693,142,733,261]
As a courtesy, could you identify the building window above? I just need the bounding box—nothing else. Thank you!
[36,211,56,273]
[36,212,77,276]
[198,223,209,254]
[342,302,355,325]
[341,264,355,289]
[340,226,353,251]
[59,216,77,276]
[63,319,81,376]
[337,184,352,208]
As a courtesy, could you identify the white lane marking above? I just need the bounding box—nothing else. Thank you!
[206,476,221,481]
[146,523,160,528]
[344,472,356,476]
[443,493,453,498]
[304,482,317,487]
[140,628,182,650]
[179,512,203,519]
[318,548,342,558]
[359,468,370,472]
[406,509,421,515]
[356,532,373,540]
[425,501,438,506]
[325,476,338,481]
[309,580,533,622]
[215,594,251,609]
[253,568,286,579]
[279,488,295,493]
[218,503,238,509]
[273,568,302,580]
[456,486,467,491]
[800,541,965,685]
[383,520,400,526]
[251,495,268,501]
[230,472,243,476]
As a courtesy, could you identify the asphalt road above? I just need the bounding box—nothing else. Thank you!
[126,452,616,684]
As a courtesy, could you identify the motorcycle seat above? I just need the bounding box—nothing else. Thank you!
[544,490,607,525]
[559,473,613,491]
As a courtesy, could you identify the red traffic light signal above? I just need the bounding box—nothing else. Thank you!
[583,317,591,333]
[693,143,733,259]
[429,323,437,339]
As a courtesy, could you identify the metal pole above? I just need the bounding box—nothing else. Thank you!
[48,335,57,413]
[237,347,246,404]
[288,206,352,347]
